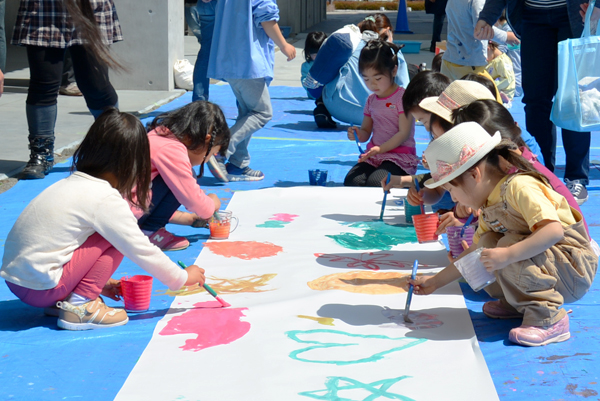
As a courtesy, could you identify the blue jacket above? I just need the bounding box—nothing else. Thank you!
[478,0,593,38]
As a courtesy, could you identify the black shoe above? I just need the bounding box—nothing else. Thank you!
[20,137,54,180]
[429,44,436,53]
[313,104,337,129]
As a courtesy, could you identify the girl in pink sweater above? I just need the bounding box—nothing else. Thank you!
[137,101,231,251]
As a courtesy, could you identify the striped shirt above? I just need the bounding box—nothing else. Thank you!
[524,0,567,9]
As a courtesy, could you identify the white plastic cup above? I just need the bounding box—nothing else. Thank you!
[454,248,496,292]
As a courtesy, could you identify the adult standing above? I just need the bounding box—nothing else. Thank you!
[425,0,448,53]
[476,0,600,205]
[12,0,122,180]
[191,0,216,101]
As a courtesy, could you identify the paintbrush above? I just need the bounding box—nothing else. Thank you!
[379,172,391,221]
[413,178,426,215]
[460,213,475,237]
[177,261,230,307]
[353,127,365,154]
[212,210,221,222]
[403,259,419,323]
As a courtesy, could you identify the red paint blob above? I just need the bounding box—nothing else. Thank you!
[205,241,283,260]
[159,301,250,351]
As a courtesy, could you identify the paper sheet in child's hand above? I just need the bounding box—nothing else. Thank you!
[454,248,496,292]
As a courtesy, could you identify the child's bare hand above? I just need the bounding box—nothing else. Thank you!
[480,248,512,272]
[436,211,462,235]
[358,146,380,163]
[101,278,122,301]
[184,265,206,287]
[381,175,404,192]
[347,126,357,141]
[208,193,221,212]
[406,185,423,206]
[281,43,297,61]
[406,275,437,295]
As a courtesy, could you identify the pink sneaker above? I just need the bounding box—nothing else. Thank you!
[483,300,523,319]
[509,314,570,347]
[148,227,189,251]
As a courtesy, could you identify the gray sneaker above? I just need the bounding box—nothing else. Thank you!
[207,155,229,182]
[565,179,588,205]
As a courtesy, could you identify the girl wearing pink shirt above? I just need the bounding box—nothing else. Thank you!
[345,39,417,187]
[137,101,230,251]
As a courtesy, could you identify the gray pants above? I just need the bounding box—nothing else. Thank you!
[226,78,273,168]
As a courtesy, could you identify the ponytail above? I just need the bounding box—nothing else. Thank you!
[62,0,125,70]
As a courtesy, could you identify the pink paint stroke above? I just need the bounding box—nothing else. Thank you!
[159,301,250,351]
[270,213,299,222]
[314,252,412,271]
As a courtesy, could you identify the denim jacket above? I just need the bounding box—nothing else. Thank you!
[478,0,593,38]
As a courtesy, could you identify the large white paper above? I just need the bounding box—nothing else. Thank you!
[115,187,498,401]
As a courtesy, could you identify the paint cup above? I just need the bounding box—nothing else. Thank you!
[121,275,153,312]
[308,169,328,186]
[404,198,423,224]
[412,213,439,243]
[446,225,476,258]
[209,210,239,240]
[454,248,496,292]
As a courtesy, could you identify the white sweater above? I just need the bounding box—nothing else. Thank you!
[1,172,187,291]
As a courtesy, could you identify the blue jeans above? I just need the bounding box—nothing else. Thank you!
[191,0,216,101]
[0,0,6,72]
[226,78,273,169]
[184,4,202,40]
[431,13,445,48]
[521,6,590,185]
[138,175,181,232]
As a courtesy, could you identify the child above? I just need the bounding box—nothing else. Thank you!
[0,109,207,331]
[495,11,522,97]
[452,99,590,236]
[345,39,417,187]
[206,0,296,182]
[441,0,517,81]
[301,31,327,99]
[409,122,597,346]
[135,101,231,251]
[486,41,516,102]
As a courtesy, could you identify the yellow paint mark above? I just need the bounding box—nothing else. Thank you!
[308,271,416,294]
[298,315,335,326]
[156,274,277,296]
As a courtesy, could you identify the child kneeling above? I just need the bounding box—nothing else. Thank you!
[409,122,597,346]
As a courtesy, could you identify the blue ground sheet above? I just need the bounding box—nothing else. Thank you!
[0,85,599,400]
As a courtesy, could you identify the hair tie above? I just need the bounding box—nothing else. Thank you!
[364,16,375,23]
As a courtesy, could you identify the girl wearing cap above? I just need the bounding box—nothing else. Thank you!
[408,121,597,347]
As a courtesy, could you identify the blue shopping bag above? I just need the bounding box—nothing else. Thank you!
[551,0,600,132]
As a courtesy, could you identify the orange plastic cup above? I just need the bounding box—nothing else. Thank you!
[413,213,439,243]
[121,275,153,312]
[209,211,238,240]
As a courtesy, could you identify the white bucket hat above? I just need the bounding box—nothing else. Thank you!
[424,122,502,188]
[419,80,496,123]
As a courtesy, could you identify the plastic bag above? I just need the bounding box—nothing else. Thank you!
[551,0,600,132]
[173,59,194,90]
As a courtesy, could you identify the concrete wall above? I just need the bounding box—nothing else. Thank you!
[278,0,327,34]
[109,0,184,91]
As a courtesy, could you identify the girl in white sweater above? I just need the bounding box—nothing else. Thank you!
[1,109,207,331]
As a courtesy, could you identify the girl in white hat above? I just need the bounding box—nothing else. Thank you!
[409,122,597,346]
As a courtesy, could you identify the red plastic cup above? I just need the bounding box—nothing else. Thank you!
[413,213,439,243]
[121,275,153,312]
[446,226,476,258]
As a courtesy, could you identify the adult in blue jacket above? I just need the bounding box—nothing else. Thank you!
[303,13,410,128]
[475,0,600,205]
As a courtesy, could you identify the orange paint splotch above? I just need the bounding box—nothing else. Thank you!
[205,241,283,260]
[159,301,250,351]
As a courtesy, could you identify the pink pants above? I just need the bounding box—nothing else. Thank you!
[7,233,124,308]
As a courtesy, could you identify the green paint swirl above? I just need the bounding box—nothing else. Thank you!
[326,221,418,250]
